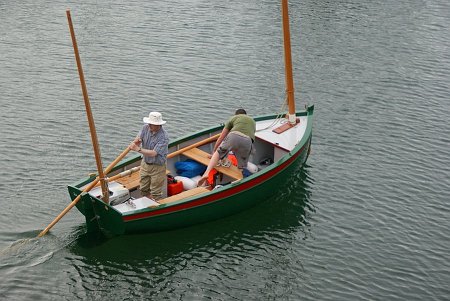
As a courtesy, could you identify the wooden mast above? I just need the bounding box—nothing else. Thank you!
[66,10,110,203]
[281,0,296,125]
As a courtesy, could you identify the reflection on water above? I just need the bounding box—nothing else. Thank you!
[67,167,314,299]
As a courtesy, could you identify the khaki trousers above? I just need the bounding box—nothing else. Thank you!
[140,161,166,200]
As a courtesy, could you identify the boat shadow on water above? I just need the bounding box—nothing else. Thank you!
[69,165,315,266]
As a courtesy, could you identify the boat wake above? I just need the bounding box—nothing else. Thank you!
[0,230,56,268]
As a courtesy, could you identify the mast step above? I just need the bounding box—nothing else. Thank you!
[272,118,300,134]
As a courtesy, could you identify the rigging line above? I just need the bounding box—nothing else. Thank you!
[256,92,289,132]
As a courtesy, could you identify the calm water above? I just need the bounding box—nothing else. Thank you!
[1,0,450,300]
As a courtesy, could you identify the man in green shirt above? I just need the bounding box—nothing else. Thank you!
[198,108,256,186]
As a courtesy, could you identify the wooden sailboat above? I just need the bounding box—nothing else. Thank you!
[42,0,314,236]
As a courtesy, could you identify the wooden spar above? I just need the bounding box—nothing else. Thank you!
[38,147,130,237]
[273,0,300,134]
[281,0,296,124]
[66,10,109,203]
[168,133,220,158]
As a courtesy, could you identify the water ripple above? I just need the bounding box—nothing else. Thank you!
[2,0,450,300]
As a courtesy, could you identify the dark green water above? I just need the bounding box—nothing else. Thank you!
[1,0,449,300]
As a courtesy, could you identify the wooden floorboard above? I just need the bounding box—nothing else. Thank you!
[108,168,170,191]
[115,171,141,190]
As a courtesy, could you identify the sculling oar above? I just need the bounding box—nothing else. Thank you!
[37,147,130,237]
[168,133,220,158]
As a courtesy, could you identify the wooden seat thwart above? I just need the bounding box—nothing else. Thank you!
[157,186,210,205]
[182,147,243,180]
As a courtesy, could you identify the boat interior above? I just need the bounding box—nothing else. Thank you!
[86,115,308,213]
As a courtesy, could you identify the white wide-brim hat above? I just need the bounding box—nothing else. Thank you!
[143,111,166,125]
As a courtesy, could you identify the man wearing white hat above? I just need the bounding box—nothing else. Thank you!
[129,112,169,201]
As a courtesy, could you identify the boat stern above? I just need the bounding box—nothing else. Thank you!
[68,185,126,235]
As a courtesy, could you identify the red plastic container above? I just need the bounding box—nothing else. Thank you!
[167,181,183,196]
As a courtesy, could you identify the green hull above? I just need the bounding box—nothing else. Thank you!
[68,106,314,235]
